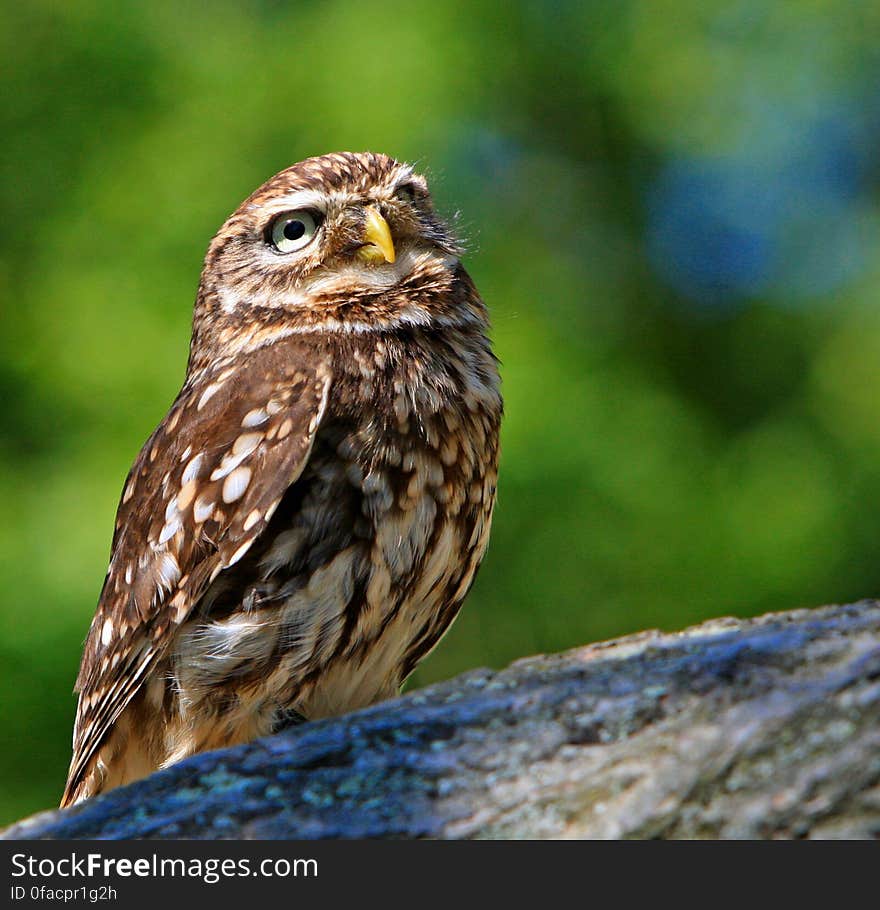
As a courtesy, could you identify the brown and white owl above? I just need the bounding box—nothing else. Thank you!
[61,151,502,807]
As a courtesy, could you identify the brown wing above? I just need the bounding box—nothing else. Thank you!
[63,339,332,804]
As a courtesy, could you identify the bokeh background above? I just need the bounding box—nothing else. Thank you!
[2,0,880,825]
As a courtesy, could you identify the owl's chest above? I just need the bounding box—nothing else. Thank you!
[324,335,500,551]
[279,368,498,716]
[308,377,492,584]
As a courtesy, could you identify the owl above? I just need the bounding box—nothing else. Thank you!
[60,152,502,807]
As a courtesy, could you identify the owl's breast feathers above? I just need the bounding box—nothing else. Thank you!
[64,326,500,806]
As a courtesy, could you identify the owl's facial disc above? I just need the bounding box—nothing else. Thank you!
[200,154,469,337]
[356,207,396,265]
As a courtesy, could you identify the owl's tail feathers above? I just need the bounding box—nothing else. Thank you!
[59,769,95,809]
[60,711,157,808]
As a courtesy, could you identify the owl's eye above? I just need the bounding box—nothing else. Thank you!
[394,183,417,203]
[268,210,321,253]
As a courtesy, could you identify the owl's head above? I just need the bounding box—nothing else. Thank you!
[190,152,479,366]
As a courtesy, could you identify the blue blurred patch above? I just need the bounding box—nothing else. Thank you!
[646,103,875,309]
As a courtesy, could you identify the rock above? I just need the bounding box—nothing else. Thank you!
[4,601,879,839]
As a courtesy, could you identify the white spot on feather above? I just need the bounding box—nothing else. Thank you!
[176,479,198,511]
[210,449,250,481]
[232,432,263,456]
[197,382,223,411]
[193,494,214,524]
[157,552,181,590]
[222,466,252,503]
[182,453,203,483]
[159,518,181,545]
[227,541,251,566]
[242,408,269,428]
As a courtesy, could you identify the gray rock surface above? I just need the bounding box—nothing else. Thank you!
[4,601,879,839]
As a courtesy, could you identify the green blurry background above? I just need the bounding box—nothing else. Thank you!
[3,0,880,825]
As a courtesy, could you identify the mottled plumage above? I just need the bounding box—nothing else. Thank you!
[62,152,501,807]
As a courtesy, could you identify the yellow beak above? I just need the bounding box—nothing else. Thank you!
[358,206,396,264]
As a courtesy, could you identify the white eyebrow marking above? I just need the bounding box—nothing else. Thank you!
[258,178,416,220]
[259,189,334,216]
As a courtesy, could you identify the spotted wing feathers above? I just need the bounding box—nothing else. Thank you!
[62,341,331,805]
